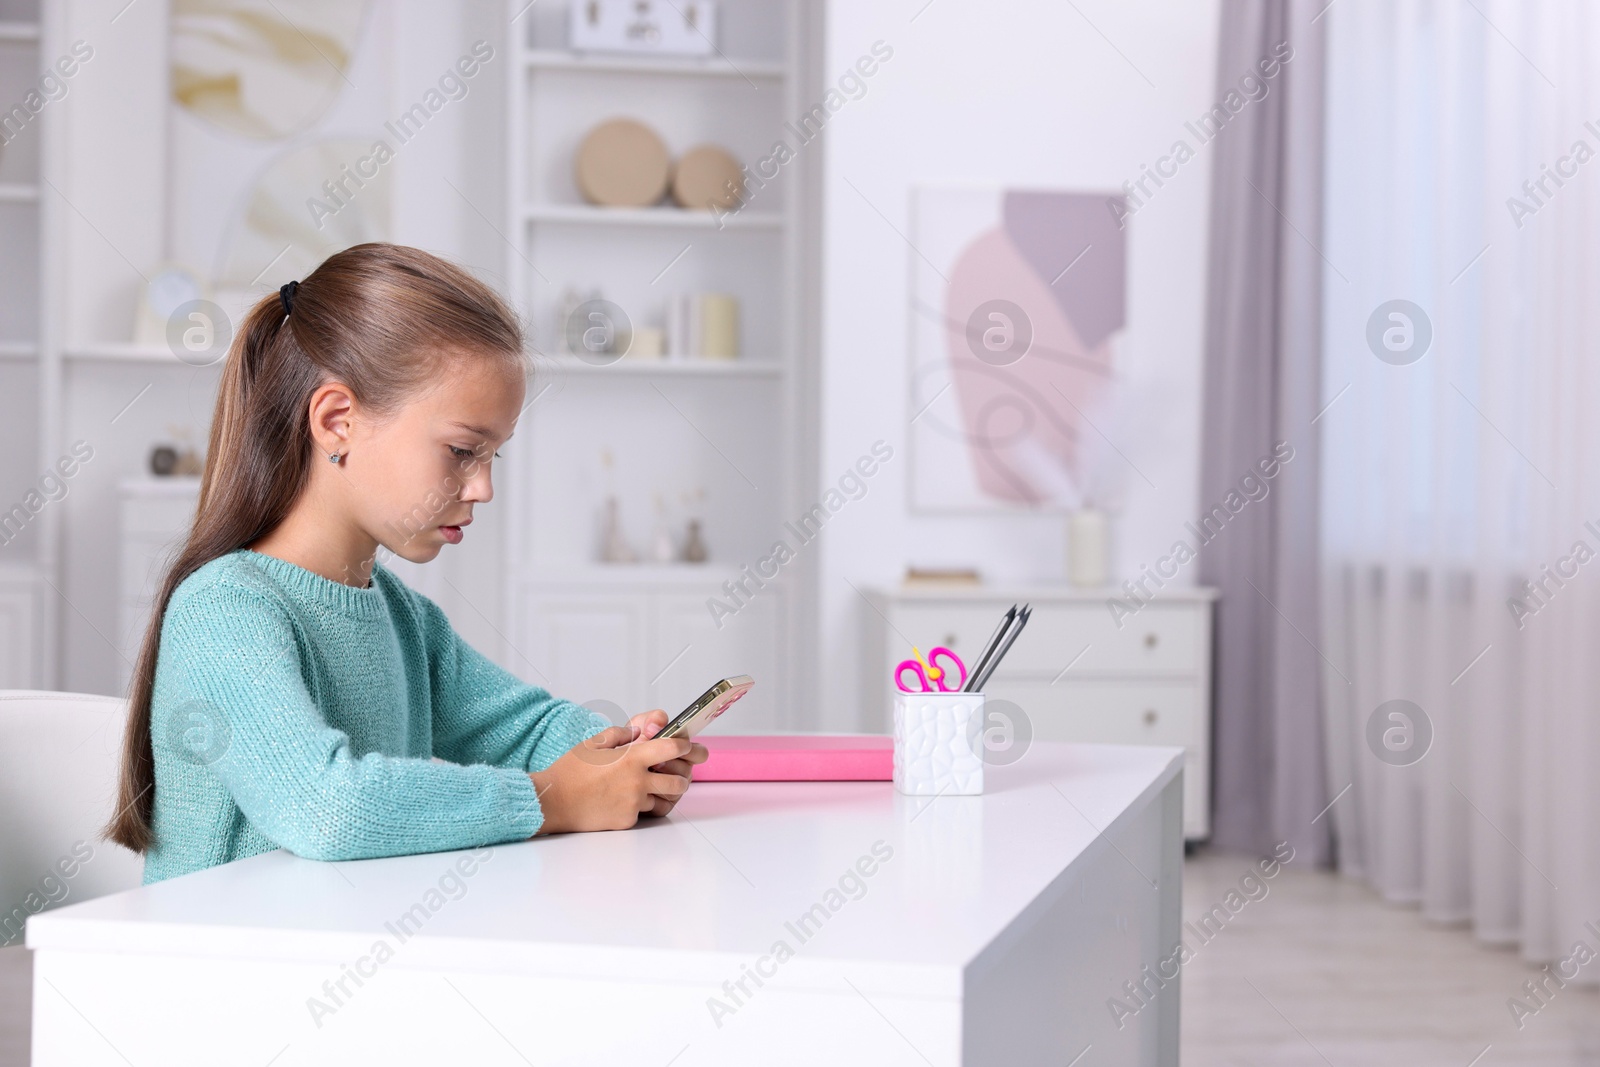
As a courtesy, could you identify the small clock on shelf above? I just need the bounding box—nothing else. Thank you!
[568,0,718,57]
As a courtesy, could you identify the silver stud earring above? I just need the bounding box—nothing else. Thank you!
[328,450,342,464]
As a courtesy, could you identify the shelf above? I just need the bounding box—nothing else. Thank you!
[535,356,782,378]
[0,341,35,361]
[0,184,39,203]
[66,344,197,364]
[523,49,786,80]
[0,22,40,42]
[523,203,783,230]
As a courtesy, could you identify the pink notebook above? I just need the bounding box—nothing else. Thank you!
[694,734,893,781]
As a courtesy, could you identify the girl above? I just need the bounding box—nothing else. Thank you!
[108,243,705,883]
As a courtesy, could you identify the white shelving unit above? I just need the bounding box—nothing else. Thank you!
[0,1,44,686]
[503,1,808,729]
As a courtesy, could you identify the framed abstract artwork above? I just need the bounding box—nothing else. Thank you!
[908,187,1128,513]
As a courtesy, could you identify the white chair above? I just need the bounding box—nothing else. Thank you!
[0,691,145,1066]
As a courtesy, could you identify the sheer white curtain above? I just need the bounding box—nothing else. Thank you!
[1321,0,1600,972]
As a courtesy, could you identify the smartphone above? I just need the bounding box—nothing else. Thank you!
[656,675,754,741]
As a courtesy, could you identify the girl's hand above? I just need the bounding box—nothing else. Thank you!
[642,739,709,819]
[529,725,691,834]
[627,708,669,739]
[624,709,709,818]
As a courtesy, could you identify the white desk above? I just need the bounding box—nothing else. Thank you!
[30,743,1183,1066]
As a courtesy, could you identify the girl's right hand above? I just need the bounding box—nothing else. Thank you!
[528,725,693,834]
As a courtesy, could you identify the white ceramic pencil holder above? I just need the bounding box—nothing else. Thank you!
[893,690,985,795]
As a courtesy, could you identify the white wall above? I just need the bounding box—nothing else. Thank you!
[814,0,1221,730]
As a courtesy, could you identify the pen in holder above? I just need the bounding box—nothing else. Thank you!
[893,688,985,795]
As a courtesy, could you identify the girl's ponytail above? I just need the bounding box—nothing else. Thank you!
[107,243,525,852]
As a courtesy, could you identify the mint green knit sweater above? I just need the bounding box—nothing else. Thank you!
[142,550,613,884]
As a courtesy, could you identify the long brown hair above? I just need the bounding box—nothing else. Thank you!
[108,243,526,852]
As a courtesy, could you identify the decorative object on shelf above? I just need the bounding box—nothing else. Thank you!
[625,326,665,359]
[133,263,205,346]
[1068,506,1110,587]
[555,285,601,354]
[666,292,740,359]
[666,292,698,359]
[650,493,675,563]
[699,293,739,358]
[158,426,206,477]
[672,144,743,211]
[681,518,708,563]
[599,495,636,562]
[148,445,179,477]
[565,296,632,363]
[567,0,718,57]
[575,118,671,207]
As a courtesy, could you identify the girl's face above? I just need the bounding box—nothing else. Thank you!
[344,356,526,564]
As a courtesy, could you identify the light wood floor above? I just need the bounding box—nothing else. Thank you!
[3,857,1595,1065]
[1182,849,1600,1066]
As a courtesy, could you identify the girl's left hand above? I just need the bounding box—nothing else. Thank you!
[625,709,708,817]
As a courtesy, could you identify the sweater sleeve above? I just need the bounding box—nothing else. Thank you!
[413,593,614,774]
[158,584,548,861]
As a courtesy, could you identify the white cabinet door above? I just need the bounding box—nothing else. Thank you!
[651,590,782,733]
[519,593,648,721]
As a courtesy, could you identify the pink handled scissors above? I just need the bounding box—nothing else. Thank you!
[894,646,968,693]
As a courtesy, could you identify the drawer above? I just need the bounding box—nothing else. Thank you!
[982,679,1200,750]
[891,602,1201,677]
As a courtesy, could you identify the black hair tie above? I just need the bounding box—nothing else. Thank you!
[279,280,299,317]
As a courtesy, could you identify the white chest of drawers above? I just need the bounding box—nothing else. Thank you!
[865,585,1216,839]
